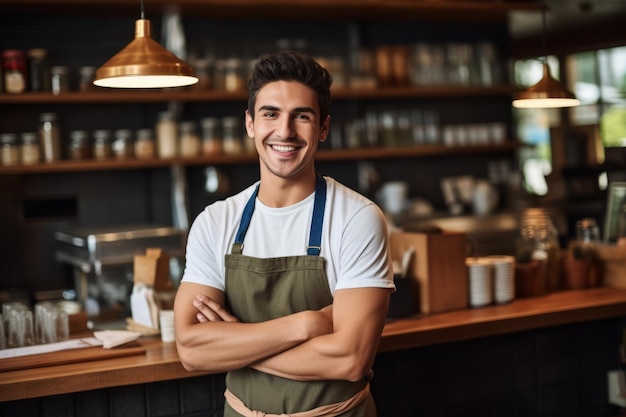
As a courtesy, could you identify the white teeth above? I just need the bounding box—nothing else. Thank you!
[272,145,297,152]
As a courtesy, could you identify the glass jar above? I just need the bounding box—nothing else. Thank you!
[156,111,178,159]
[50,65,69,95]
[222,116,243,156]
[20,132,40,165]
[0,133,20,166]
[134,128,156,159]
[201,117,222,155]
[38,112,61,163]
[27,48,50,92]
[68,130,90,160]
[78,66,96,92]
[1,49,27,94]
[179,121,201,158]
[112,129,134,159]
[93,129,112,161]
[516,208,560,293]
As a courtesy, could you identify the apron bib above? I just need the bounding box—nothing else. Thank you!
[223,175,375,416]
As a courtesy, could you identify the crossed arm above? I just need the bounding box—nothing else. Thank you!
[174,282,390,382]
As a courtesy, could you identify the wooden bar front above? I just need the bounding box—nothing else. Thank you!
[1,287,626,402]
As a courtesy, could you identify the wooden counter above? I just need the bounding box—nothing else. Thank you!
[2,287,626,402]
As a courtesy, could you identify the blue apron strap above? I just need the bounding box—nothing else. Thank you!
[233,175,327,256]
[307,174,327,256]
[233,184,259,251]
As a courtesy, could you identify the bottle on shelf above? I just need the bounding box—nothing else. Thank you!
[156,111,178,159]
[50,66,69,95]
[38,112,62,163]
[27,48,50,92]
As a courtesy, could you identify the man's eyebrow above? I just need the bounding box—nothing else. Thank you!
[258,105,317,115]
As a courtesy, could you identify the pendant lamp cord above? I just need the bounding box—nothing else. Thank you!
[140,0,145,19]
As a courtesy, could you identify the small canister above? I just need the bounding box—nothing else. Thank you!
[112,129,134,159]
[20,132,40,165]
[0,133,20,166]
[134,128,156,159]
[93,129,112,161]
[222,116,243,156]
[201,117,222,155]
[50,66,69,95]
[1,49,27,94]
[68,130,90,160]
[179,121,201,158]
[78,66,96,92]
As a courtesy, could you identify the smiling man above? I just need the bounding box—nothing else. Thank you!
[174,50,395,417]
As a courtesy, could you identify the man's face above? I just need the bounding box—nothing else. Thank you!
[245,80,329,181]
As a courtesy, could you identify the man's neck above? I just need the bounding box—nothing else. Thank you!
[257,171,317,208]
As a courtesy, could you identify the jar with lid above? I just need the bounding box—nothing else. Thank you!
[50,66,69,95]
[1,49,27,94]
[134,128,156,159]
[20,132,40,165]
[93,129,112,161]
[156,111,178,159]
[38,112,62,163]
[201,117,222,155]
[569,217,602,287]
[179,121,201,158]
[27,48,50,92]
[516,208,561,293]
[222,117,243,156]
[78,66,96,92]
[223,58,244,92]
[68,130,90,160]
[0,133,20,166]
[112,129,134,159]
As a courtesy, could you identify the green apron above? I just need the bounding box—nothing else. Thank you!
[223,175,376,416]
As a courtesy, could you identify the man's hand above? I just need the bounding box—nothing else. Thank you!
[193,294,239,323]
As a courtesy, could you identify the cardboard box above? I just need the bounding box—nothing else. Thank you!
[594,244,626,289]
[390,231,468,314]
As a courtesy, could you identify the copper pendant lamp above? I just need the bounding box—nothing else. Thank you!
[94,0,198,89]
[512,1,580,109]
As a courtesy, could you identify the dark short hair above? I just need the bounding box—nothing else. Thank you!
[247,50,332,125]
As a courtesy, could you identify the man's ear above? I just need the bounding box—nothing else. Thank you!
[245,110,255,138]
[320,115,330,142]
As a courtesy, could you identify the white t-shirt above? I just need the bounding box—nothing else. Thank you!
[182,176,395,294]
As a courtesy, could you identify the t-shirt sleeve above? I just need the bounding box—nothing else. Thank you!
[334,203,395,291]
[181,211,225,291]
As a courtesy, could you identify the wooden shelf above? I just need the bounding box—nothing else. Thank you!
[0,86,515,105]
[0,142,521,175]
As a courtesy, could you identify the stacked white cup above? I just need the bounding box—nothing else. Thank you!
[465,258,493,307]
[485,255,515,304]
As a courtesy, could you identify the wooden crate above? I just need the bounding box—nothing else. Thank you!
[390,231,468,314]
[594,245,626,289]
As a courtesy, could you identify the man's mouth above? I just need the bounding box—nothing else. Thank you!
[271,145,298,153]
